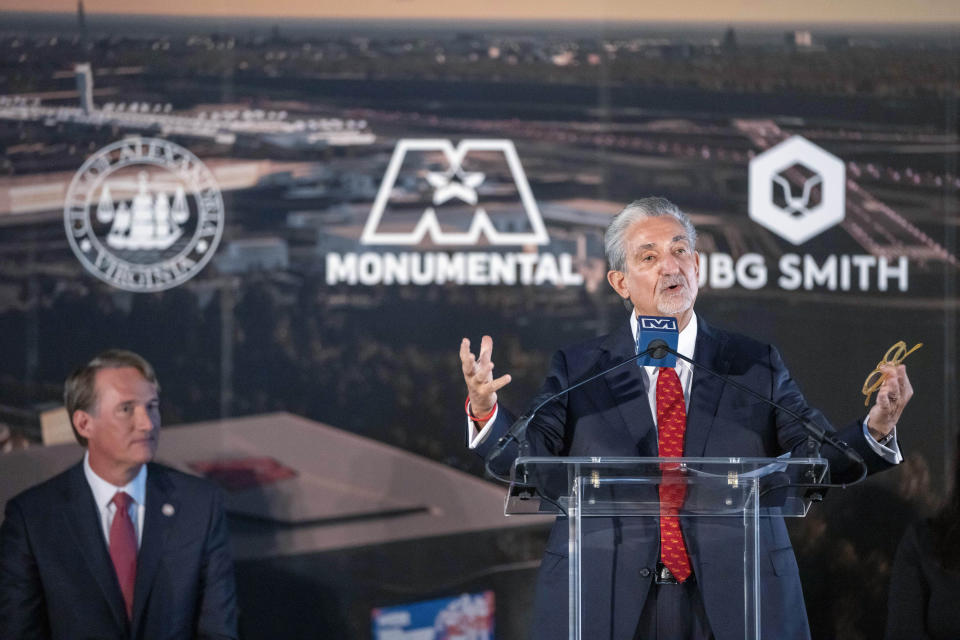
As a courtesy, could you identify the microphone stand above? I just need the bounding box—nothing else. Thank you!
[483,344,664,484]
[654,343,869,495]
[484,336,870,497]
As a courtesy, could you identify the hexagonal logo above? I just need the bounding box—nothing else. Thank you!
[748,136,845,245]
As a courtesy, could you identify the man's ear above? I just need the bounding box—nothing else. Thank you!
[73,410,94,440]
[607,270,630,300]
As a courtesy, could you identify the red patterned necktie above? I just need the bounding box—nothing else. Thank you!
[656,366,692,583]
[109,492,137,619]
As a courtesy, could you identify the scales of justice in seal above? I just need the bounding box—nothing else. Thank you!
[95,171,190,251]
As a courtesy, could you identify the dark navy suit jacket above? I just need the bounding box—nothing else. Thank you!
[0,462,238,640]
[476,315,895,640]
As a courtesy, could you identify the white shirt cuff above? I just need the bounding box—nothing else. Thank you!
[466,405,499,449]
[862,417,902,464]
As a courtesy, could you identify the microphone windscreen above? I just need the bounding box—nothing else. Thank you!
[636,315,679,367]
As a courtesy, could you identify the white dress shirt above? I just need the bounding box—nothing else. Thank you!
[83,452,147,549]
[469,312,901,463]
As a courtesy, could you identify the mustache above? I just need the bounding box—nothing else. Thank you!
[658,274,688,291]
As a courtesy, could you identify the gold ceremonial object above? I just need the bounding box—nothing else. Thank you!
[861,341,922,406]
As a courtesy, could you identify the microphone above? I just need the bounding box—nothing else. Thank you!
[636,315,678,367]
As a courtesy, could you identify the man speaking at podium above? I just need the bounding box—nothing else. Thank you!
[459,198,912,640]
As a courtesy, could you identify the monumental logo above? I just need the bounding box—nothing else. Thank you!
[699,135,908,293]
[64,137,224,292]
[326,139,582,286]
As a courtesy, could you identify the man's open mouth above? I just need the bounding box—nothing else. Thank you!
[662,280,685,292]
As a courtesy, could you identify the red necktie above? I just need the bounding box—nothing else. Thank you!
[109,492,137,619]
[656,367,692,583]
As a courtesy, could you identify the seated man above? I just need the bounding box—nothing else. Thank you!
[0,349,238,640]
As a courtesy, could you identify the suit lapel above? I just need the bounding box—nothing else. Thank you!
[600,322,658,454]
[131,464,177,635]
[62,463,129,634]
[684,315,730,457]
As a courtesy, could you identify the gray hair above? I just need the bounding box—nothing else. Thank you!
[64,349,159,447]
[604,197,697,273]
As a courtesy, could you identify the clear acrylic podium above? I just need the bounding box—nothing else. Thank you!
[505,456,829,640]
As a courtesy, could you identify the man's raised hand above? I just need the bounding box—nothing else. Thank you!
[460,335,512,427]
[866,363,913,440]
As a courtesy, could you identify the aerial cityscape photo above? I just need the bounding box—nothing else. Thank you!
[0,2,957,638]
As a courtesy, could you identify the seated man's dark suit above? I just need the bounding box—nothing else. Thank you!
[0,461,238,640]
[475,314,896,640]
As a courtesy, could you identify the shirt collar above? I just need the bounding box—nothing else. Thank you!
[83,451,148,510]
[629,311,698,367]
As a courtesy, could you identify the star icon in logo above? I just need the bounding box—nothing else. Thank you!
[425,167,486,206]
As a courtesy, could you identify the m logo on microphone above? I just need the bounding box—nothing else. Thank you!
[641,317,677,331]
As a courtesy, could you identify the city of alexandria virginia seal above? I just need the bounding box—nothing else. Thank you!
[64,137,224,292]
